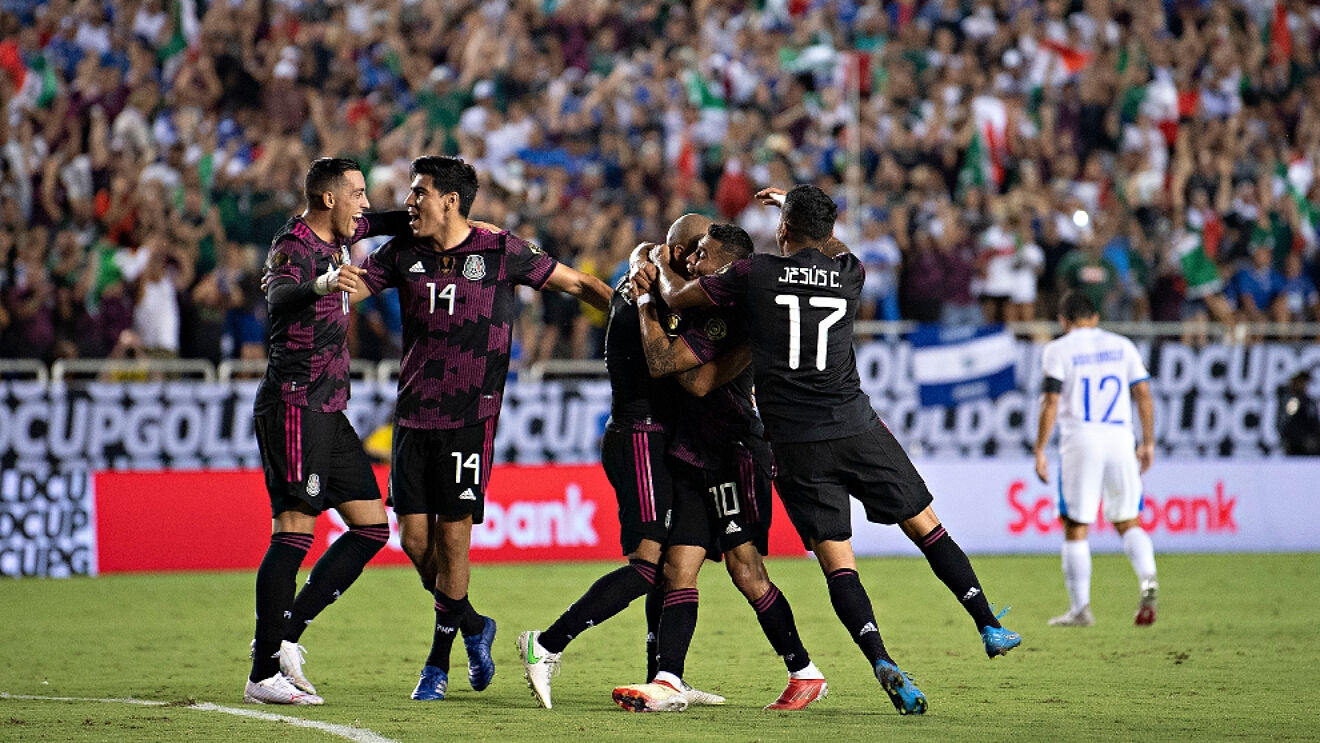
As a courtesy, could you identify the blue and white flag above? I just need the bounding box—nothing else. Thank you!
[909,324,1017,407]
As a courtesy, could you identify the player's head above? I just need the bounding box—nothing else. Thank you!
[1057,290,1099,327]
[688,223,753,278]
[305,158,368,239]
[407,156,479,239]
[778,184,837,254]
[666,213,713,268]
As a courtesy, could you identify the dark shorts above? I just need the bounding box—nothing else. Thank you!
[668,442,773,560]
[773,423,933,548]
[601,420,673,555]
[389,420,497,522]
[253,404,380,518]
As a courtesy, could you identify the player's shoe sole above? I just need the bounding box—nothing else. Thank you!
[874,659,927,715]
[765,677,827,710]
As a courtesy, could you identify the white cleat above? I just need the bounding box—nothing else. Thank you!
[244,673,324,705]
[279,641,317,694]
[517,630,561,709]
[612,681,690,713]
[679,680,725,706]
[1048,605,1096,627]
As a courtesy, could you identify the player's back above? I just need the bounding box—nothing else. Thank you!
[725,248,876,443]
[604,277,678,425]
[1041,326,1148,438]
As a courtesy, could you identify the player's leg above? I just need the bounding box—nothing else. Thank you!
[1051,435,1102,627]
[613,544,703,713]
[1106,439,1158,625]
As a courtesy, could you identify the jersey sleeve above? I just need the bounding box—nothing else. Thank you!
[265,237,318,310]
[360,239,400,294]
[697,257,751,307]
[1040,340,1066,385]
[504,231,558,289]
[678,310,743,365]
[1124,337,1150,385]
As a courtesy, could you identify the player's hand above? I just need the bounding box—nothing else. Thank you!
[1136,442,1154,474]
[631,263,657,295]
[1034,449,1049,484]
[649,242,673,268]
[468,219,504,233]
[629,241,657,272]
[755,187,787,208]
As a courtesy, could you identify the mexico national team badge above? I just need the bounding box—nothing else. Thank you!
[306,473,321,497]
[703,317,727,340]
[664,312,682,334]
[463,255,486,280]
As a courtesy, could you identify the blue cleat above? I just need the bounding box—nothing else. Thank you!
[873,659,927,715]
[981,604,1022,658]
[464,616,497,691]
[411,665,448,701]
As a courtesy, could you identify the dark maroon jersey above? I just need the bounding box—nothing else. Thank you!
[360,227,557,429]
[697,249,877,443]
[256,215,373,413]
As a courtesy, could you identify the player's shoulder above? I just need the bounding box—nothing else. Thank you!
[270,218,316,256]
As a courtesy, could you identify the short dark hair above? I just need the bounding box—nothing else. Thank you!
[304,157,361,208]
[706,223,754,261]
[410,155,479,217]
[1058,290,1098,322]
[780,184,837,241]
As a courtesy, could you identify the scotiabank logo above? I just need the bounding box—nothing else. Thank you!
[473,484,598,549]
[1006,479,1238,535]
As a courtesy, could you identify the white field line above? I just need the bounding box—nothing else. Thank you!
[0,692,400,743]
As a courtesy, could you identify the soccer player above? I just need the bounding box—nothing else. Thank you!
[612,221,827,712]
[515,220,746,712]
[652,185,1022,716]
[247,157,404,705]
[354,155,612,701]
[1033,290,1159,627]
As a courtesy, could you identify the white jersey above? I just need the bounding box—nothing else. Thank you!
[1041,326,1150,524]
[1041,326,1148,440]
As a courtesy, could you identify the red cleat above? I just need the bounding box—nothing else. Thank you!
[765,677,827,710]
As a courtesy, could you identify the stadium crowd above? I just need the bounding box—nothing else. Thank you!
[2,0,1320,368]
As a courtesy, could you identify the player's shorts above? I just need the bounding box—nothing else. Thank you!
[1057,427,1143,525]
[601,418,673,555]
[773,422,933,548]
[253,404,380,518]
[389,420,497,522]
[668,442,773,559]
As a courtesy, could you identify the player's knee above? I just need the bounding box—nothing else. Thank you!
[725,557,768,599]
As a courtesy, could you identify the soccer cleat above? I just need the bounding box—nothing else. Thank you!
[764,677,827,710]
[873,659,927,715]
[278,641,316,694]
[1135,581,1159,626]
[517,630,561,709]
[1048,605,1096,627]
[411,665,448,701]
[678,680,725,706]
[464,616,497,691]
[611,680,690,713]
[981,626,1022,658]
[244,673,324,705]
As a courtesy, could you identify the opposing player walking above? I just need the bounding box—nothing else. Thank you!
[1034,290,1159,627]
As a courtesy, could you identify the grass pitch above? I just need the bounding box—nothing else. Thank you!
[2,553,1317,742]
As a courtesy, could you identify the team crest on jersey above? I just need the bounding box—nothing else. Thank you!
[306,474,321,497]
[664,312,682,334]
[527,241,544,255]
[703,317,727,340]
[463,255,487,280]
[438,256,456,275]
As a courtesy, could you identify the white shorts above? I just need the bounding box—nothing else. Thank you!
[1056,427,1144,525]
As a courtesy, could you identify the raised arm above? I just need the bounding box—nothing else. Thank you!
[651,243,714,311]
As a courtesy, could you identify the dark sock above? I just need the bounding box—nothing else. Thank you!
[459,599,487,637]
[826,568,890,666]
[250,532,312,682]
[645,580,664,681]
[751,583,810,673]
[425,591,463,671]
[285,524,388,643]
[540,558,658,653]
[917,524,999,629]
[655,588,698,679]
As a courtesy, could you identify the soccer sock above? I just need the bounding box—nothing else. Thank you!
[916,524,1000,629]
[1121,527,1157,585]
[1061,539,1092,612]
[285,524,388,643]
[458,598,487,637]
[645,580,664,681]
[539,558,658,654]
[655,588,698,679]
[425,591,464,672]
[750,583,811,674]
[826,568,890,666]
[251,532,312,682]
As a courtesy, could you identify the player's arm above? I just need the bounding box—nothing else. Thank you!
[266,242,359,310]
[1033,379,1062,484]
[543,262,613,312]
[651,243,714,311]
[1131,379,1155,473]
[674,343,752,397]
